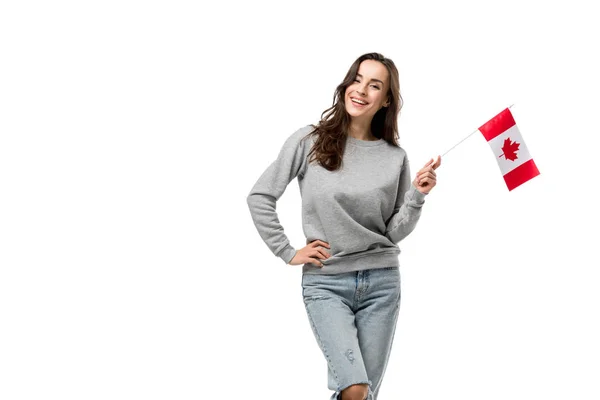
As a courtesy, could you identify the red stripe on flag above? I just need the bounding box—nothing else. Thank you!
[479,108,516,141]
[503,159,540,191]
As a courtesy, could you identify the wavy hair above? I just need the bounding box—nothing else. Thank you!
[302,52,403,171]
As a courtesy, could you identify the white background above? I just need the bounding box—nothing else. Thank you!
[1,1,598,399]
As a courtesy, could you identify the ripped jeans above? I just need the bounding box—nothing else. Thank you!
[301,267,401,400]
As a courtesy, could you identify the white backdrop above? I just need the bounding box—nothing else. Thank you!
[1,1,599,399]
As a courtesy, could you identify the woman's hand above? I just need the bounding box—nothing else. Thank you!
[413,155,441,194]
[288,240,331,267]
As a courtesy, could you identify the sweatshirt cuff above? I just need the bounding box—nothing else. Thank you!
[279,245,297,265]
[408,183,427,205]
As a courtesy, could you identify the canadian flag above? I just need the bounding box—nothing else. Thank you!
[479,108,540,191]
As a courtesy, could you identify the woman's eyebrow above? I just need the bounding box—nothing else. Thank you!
[356,73,383,85]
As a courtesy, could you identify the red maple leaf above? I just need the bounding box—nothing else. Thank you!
[499,137,520,161]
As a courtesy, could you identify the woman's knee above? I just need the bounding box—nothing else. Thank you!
[341,383,369,400]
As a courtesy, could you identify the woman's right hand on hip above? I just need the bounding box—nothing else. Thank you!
[288,240,331,267]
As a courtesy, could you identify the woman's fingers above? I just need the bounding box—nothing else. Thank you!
[419,177,436,187]
[309,258,324,267]
[421,156,441,170]
[418,170,436,180]
[313,249,330,260]
[432,155,442,169]
[419,168,437,176]
[416,169,436,184]
[417,168,437,185]
[300,240,331,267]
[312,240,331,249]
[316,248,331,259]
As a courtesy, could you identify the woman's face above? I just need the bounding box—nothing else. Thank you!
[344,59,390,122]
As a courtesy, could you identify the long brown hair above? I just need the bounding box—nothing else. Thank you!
[302,52,403,171]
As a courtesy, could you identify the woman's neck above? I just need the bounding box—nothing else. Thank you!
[348,119,376,141]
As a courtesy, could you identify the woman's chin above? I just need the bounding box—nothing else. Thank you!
[345,106,363,117]
[346,109,370,120]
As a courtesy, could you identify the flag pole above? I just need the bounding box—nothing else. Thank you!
[439,104,514,158]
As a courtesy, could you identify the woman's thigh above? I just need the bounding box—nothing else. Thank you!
[354,267,401,397]
[301,273,372,392]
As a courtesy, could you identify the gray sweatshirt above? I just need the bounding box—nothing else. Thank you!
[246,124,427,275]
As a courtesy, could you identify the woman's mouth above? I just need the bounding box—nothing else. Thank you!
[350,97,368,108]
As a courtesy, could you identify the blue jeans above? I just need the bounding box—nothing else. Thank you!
[301,267,401,400]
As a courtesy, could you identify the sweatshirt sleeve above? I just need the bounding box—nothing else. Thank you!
[246,126,312,264]
[384,154,427,244]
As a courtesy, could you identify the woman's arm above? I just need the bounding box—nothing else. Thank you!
[246,126,312,264]
[384,156,427,244]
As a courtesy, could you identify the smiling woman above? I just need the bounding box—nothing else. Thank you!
[345,61,391,131]
[246,52,441,400]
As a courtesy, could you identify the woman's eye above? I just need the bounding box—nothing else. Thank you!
[354,79,380,90]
